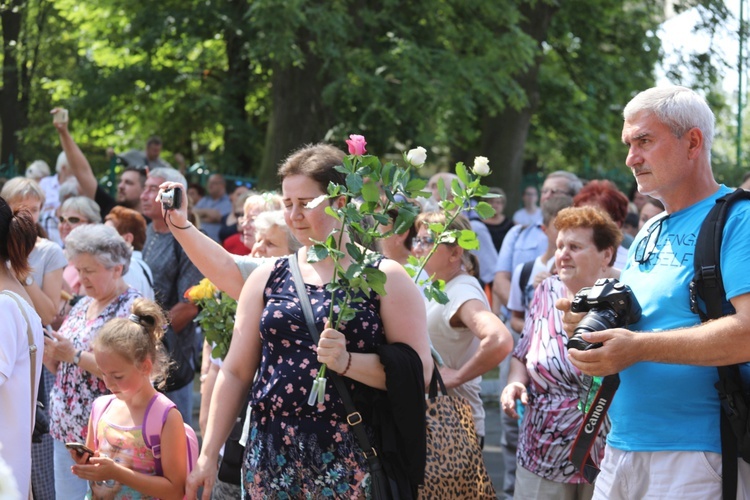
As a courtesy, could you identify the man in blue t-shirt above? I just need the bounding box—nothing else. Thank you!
[560,86,750,498]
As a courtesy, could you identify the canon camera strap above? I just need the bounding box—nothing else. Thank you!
[570,373,620,483]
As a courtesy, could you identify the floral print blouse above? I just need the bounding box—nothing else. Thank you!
[49,287,141,443]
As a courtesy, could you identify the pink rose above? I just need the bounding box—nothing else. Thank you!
[345,134,367,155]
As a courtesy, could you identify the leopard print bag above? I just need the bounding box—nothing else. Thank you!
[418,368,496,499]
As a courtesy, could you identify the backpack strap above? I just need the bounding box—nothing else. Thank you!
[142,393,176,476]
[90,394,117,451]
[690,188,750,321]
[518,260,535,302]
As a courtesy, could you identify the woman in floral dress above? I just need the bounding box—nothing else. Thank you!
[500,206,621,500]
[189,144,433,498]
[43,224,141,499]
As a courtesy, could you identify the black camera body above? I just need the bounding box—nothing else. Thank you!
[567,278,641,351]
[161,187,182,211]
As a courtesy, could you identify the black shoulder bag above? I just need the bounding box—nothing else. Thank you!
[288,254,398,500]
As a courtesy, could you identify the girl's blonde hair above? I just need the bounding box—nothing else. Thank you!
[93,298,171,387]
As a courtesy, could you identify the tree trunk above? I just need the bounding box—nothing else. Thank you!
[220,0,254,174]
[1,0,25,169]
[480,2,559,213]
[257,55,332,189]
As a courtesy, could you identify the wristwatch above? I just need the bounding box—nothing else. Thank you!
[23,275,33,286]
[72,350,83,365]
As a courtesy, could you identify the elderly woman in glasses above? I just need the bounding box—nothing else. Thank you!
[500,206,621,500]
[43,224,141,498]
[412,211,513,446]
[58,196,101,295]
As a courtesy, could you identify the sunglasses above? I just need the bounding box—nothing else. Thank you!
[634,214,669,264]
[59,215,87,225]
[411,236,435,248]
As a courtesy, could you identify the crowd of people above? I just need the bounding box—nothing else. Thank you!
[0,84,748,499]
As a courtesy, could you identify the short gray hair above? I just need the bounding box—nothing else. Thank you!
[623,86,715,159]
[61,196,102,223]
[254,210,301,253]
[546,171,583,196]
[149,167,187,189]
[64,224,132,274]
[58,178,80,203]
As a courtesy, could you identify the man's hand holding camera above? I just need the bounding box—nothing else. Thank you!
[555,278,643,377]
[157,181,189,228]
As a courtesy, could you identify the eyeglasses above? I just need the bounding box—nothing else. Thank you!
[541,187,571,196]
[634,214,669,264]
[411,236,435,248]
[234,212,244,218]
[58,215,87,225]
[238,215,257,227]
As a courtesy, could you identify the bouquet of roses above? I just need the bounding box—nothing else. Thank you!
[305,134,496,405]
[184,278,237,359]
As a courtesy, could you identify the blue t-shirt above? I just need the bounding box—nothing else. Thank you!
[612,185,750,453]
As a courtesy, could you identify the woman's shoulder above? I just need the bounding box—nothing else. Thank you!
[0,291,43,342]
[32,238,67,269]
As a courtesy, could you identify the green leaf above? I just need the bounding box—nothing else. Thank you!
[361,179,381,203]
[307,244,329,263]
[345,242,363,261]
[324,205,342,221]
[363,268,388,296]
[346,172,364,194]
[405,177,427,192]
[455,162,469,186]
[437,178,448,203]
[457,229,479,250]
[473,201,496,220]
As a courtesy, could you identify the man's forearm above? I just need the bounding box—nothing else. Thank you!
[170,302,199,333]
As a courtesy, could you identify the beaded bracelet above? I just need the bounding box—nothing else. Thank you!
[340,352,352,376]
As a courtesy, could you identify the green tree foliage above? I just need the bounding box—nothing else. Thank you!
[0,0,736,199]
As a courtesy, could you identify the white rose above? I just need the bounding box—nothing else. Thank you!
[305,194,328,209]
[406,146,427,168]
[472,156,490,176]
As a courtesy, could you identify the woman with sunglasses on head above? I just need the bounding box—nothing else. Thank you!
[412,211,513,448]
[500,206,620,499]
[187,143,433,499]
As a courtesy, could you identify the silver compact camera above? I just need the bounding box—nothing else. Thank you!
[161,187,182,210]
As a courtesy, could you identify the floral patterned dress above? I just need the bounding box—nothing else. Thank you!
[49,288,141,443]
[244,257,386,499]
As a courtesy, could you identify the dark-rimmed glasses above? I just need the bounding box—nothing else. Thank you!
[634,214,669,264]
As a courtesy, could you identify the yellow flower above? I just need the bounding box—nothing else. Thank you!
[185,278,218,302]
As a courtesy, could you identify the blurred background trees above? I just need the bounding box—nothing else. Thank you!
[0,0,740,210]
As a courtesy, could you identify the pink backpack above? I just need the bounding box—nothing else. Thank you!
[91,393,199,482]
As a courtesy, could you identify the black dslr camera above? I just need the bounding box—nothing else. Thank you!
[161,187,182,210]
[567,278,642,351]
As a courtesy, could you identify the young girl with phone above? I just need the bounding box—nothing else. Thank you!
[69,298,187,499]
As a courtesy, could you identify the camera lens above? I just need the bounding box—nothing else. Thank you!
[568,309,617,350]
